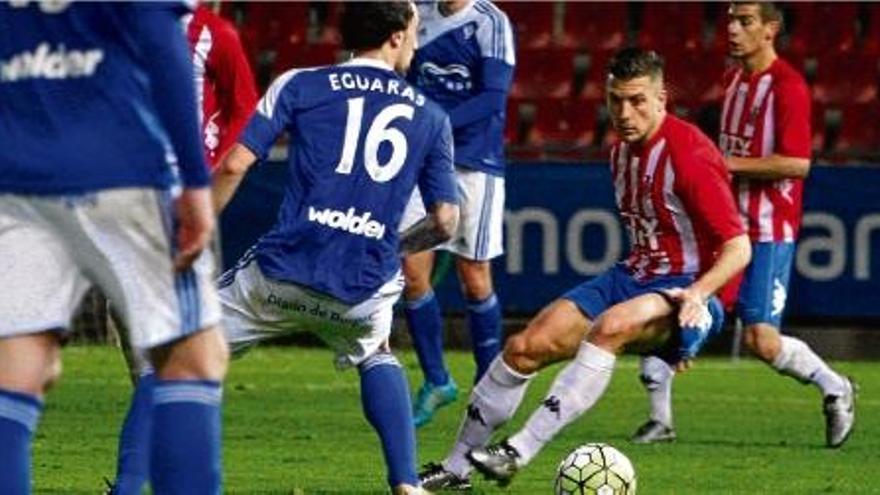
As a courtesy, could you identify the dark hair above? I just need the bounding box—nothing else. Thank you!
[731,2,785,32]
[606,48,664,82]
[340,1,415,52]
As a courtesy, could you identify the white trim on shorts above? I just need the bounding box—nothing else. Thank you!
[399,167,505,261]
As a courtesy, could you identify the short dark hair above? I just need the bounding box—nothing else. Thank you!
[731,2,785,32]
[607,48,664,83]
[340,1,414,52]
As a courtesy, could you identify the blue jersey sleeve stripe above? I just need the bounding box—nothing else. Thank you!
[472,2,499,59]
[474,1,513,62]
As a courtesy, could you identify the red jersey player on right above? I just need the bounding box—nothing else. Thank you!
[634,1,856,449]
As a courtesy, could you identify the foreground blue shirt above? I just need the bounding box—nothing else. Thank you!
[0,2,208,194]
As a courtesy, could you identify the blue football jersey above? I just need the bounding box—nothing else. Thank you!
[410,0,515,176]
[0,1,208,194]
[239,58,457,304]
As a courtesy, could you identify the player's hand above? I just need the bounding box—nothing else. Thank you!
[174,187,215,271]
[663,287,710,329]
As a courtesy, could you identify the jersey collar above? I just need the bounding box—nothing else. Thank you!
[341,57,395,72]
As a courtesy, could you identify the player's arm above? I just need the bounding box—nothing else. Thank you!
[212,143,258,214]
[212,70,299,214]
[726,154,809,179]
[399,202,459,256]
[445,14,516,130]
[400,116,460,255]
[446,59,513,130]
[673,146,751,327]
[727,78,812,180]
[130,3,213,270]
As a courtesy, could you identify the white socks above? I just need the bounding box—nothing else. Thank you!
[773,336,847,397]
[443,356,533,477]
[508,342,616,465]
[640,355,675,427]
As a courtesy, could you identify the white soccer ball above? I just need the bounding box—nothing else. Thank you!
[554,443,637,495]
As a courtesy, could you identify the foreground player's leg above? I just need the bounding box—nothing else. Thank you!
[457,258,502,382]
[150,327,228,494]
[358,352,419,490]
[0,334,58,495]
[112,372,155,495]
[748,324,856,448]
[403,251,458,428]
[469,294,674,484]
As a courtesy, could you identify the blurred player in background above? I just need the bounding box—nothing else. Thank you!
[0,2,228,494]
[210,2,458,493]
[633,1,856,449]
[399,0,516,428]
[420,48,751,490]
[109,5,257,493]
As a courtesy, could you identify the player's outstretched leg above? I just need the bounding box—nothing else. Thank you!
[419,356,534,491]
[469,342,615,483]
[149,327,227,494]
[358,352,420,491]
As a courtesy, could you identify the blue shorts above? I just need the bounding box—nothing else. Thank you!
[737,242,795,328]
[563,264,695,320]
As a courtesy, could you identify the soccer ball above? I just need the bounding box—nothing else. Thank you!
[554,443,637,495]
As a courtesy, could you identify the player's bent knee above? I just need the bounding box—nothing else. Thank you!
[589,314,637,350]
[43,354,63,393]
[152,326,229,381]
[743,325,781,362]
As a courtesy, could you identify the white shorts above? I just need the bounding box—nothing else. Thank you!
[0,189,221,349]
[400,168,504,261]
[218,253,404,368]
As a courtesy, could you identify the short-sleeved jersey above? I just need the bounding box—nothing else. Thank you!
[611,115,744,280]
[184,6,258,169]
[719,58,811,242]
[0,2,206,194]
[239,58,457,304]
[409,0,515,176]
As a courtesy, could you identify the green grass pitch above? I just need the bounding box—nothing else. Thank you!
[33,346,878,494]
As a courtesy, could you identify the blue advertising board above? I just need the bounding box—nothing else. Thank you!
[221,162,880,318]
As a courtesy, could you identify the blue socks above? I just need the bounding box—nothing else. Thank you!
[0,388,42,495]
[467,293,502,381]
[405,290,450,387]
[113,373,154,495]
[150,380,223,495]
[359,353,418,487]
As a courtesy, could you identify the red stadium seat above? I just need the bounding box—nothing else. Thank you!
[511,48,576,99]
[274,43,341,76]
[664,52,728,106]
[243,2,310,52]
[785,3,858,57]
[861,3,880,56]
[496,1,554,48]
[560,3,628,52]
[832,104,880,154]
[574,51,611,101]
[638,3,704,55]
[529,98,598,159]
[812,53,879,105]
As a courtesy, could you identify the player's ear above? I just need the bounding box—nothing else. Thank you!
[765,20,780,41]
[389,29,405,49]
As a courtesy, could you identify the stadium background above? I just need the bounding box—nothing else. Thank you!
[74,1,880,358]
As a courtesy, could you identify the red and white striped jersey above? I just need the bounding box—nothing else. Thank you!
[611,115,744,280]
[183,6,258,169]
[719,58,811,242]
